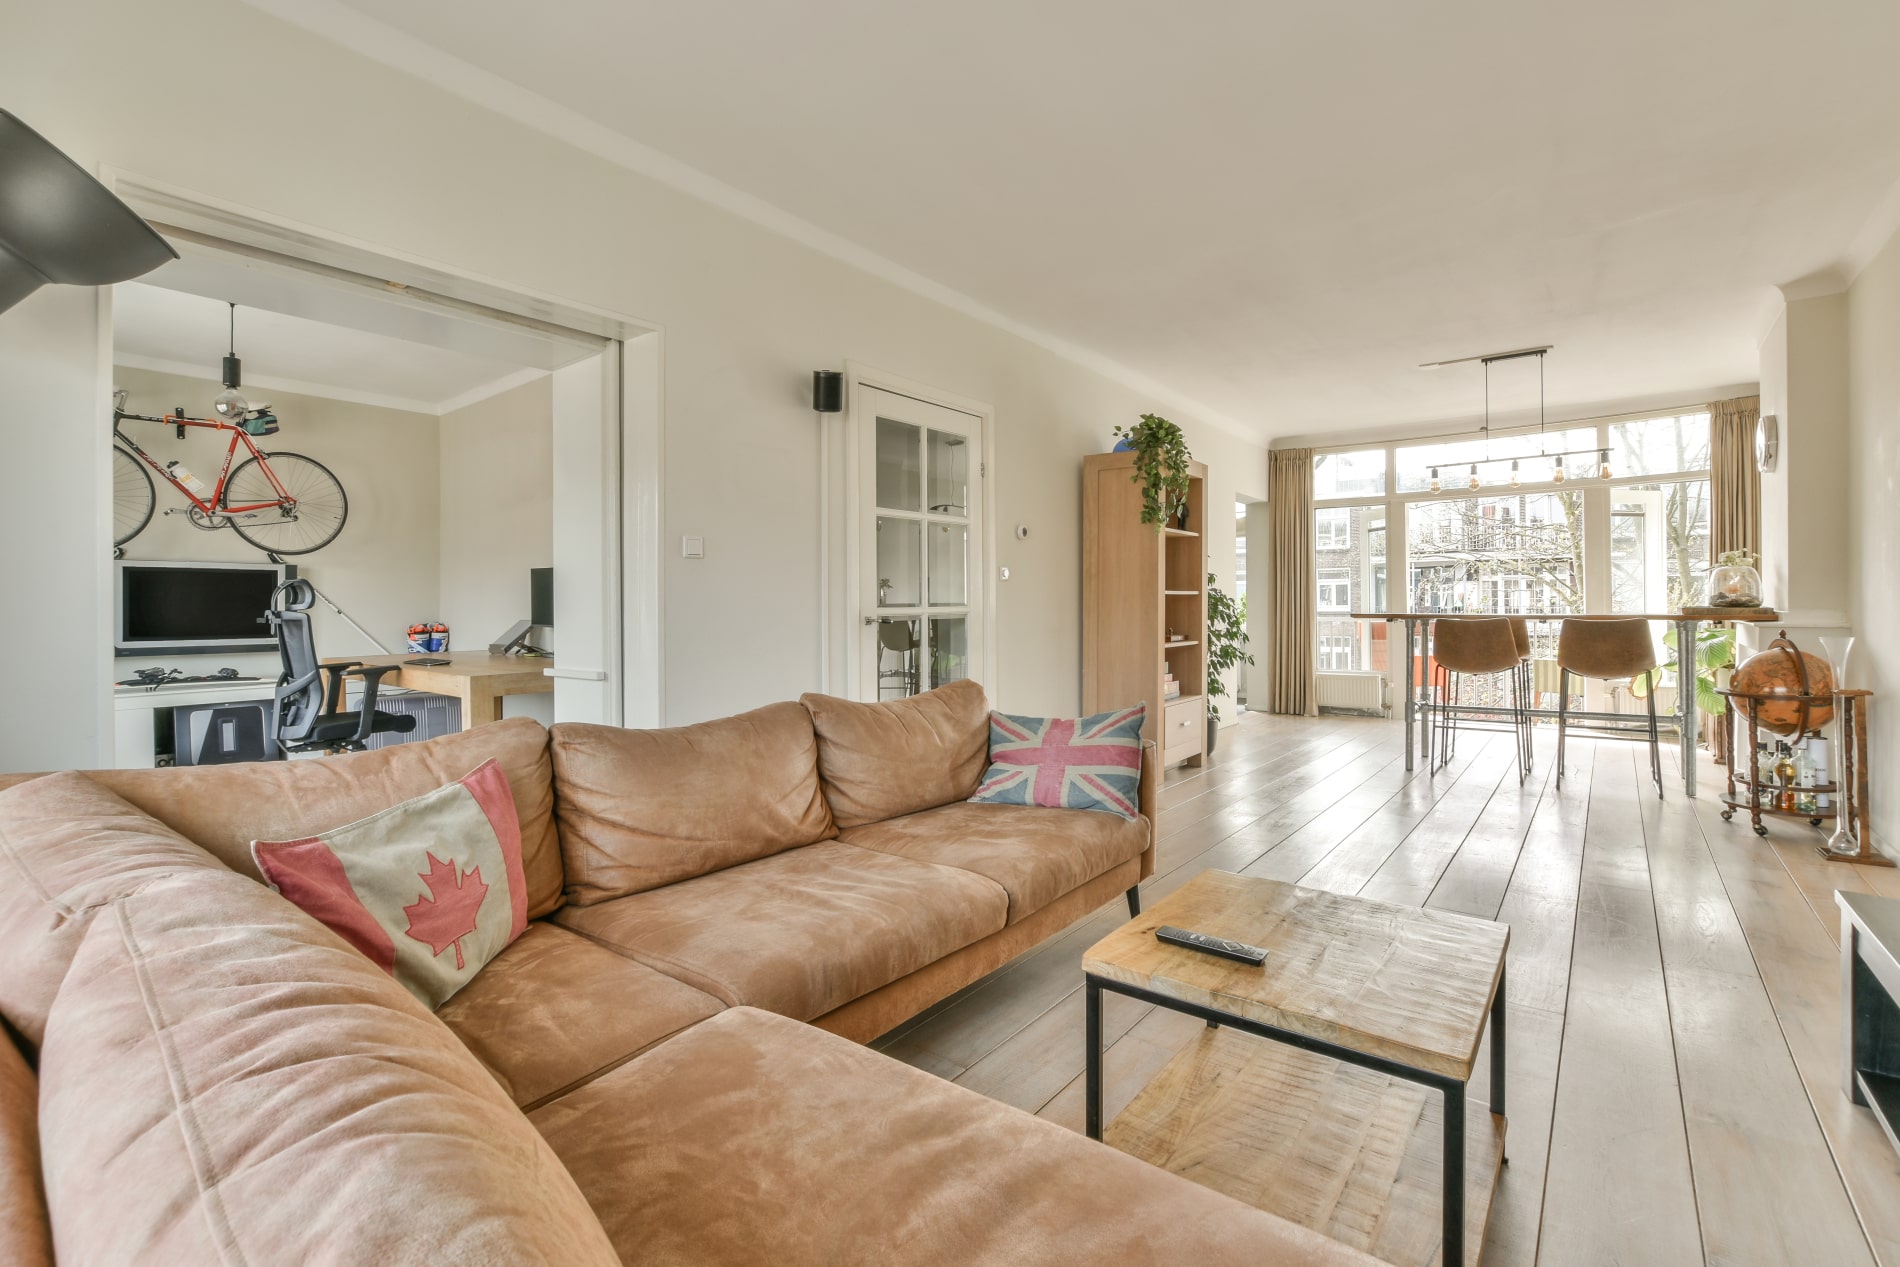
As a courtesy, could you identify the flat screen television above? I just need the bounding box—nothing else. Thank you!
[115,560,286,655]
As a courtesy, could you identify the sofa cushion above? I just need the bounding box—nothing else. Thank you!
[0,771,227,1051]
[436,922,723,1109]
[838,800,1149,924]
[0,1031,51,1267]
[37,868,619,1267]
[555,841,1007,1021]
[968,705,1146,819]
[0,717,567,919]
[530,1006,1379,1267]
[254,757,529,1008]
[800,679,991,828]
[552,703,836,905]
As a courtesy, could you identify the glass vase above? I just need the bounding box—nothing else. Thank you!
[1820,635,1858,857]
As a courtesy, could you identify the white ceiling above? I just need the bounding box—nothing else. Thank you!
[112,280,548,415]
[281,0,1900,439]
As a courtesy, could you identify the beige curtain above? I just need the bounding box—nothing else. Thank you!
[1267,447,1317,717]
[1709,395,1761,565]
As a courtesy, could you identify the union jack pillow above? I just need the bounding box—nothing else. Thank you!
[967,704,1146,820]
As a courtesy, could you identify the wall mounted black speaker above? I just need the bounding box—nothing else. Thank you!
[812,370,844,414]
[0,110,177,315]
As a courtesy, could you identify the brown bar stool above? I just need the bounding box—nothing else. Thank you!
[1430,618,1531,782]
[1508,617,1533,774]
[1555,617,1662,798]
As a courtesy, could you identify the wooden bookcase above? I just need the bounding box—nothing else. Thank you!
[1082,451,1209,769]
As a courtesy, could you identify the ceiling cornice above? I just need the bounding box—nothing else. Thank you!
[241,0,1262,443]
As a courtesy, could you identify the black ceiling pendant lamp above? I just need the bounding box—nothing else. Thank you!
[0,109,177,316]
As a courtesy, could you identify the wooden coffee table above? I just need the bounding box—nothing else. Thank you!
[1083,870,1509,1267]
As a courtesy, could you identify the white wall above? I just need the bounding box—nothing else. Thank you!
[1846,228,1900,854]
[0,0,1268,766]
[437,374,553,650]
[0,287,108,772]
[112,366,441,672]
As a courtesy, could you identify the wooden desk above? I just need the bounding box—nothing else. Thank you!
[1349,609,1784,797]
[325,653,553,731]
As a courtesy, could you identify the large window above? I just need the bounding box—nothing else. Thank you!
[1314,503,1387,673]
[1312,410,1711,683]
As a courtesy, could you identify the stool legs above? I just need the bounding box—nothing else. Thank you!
[1556,667,1571,789]
[1645,681,1663,799]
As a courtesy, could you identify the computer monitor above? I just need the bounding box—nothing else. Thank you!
[530,567,553,628]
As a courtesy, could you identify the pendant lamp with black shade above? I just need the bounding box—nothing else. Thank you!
[0,110,177,316]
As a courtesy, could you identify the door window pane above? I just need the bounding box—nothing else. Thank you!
[1611,480,1710,613]
[1313,503,1385,673]
[875,517,921,607]
[876,417,922,511]
[927,521,968,606]
[1407,492,1581,614]
[929,616,969,689]
[875,618,921,700]
[1314,449,1386,499]
[927,429,969,515]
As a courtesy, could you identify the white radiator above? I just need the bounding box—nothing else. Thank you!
[1317,672,1387,716]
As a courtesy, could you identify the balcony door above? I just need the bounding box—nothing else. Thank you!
[856,387,984,701]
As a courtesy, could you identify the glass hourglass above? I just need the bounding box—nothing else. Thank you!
[1819,636,1857,857]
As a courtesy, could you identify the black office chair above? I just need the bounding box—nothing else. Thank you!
[267,579,416,754]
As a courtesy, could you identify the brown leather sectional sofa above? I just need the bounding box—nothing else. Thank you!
[0,680,1375,1265]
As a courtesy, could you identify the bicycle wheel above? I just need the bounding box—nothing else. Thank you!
[224,451,349,555]
[113,445,155,547]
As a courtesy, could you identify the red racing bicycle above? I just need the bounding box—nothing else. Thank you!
[112,396,348,557]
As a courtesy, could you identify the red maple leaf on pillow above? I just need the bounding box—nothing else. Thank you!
[403,852,488,971]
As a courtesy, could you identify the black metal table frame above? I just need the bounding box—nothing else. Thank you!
[1085,965,1506,1267]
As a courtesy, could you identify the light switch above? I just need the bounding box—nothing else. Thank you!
[681,536,704,558]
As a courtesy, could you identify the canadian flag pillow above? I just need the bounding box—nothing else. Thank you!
[252,758,528,1009]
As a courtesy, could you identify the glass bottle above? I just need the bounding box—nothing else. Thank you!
[1755,742,1777,808]
[1774,743,1798,812]
[1819,636,1858,856]
[1808,733,1831,811]
[1792,741,1817,815]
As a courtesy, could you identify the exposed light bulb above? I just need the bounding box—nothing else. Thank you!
[1429,466,1440,494]
[1467,464,1480,491]
[1599,448,1612,479]
[1509,459,1521,489]
[1552,456,1567,483]
[212,387,250,421]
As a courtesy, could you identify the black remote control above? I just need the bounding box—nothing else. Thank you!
[1155,925,1269,966]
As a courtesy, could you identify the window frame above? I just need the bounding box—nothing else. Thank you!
[1300,408,1712,698]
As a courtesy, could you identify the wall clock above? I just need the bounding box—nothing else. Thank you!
[1755,413,1779,473]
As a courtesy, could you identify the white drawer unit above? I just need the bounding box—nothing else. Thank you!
[1163,696,1205,765]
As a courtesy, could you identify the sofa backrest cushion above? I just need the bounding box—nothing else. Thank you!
[0,1029,51,1267]
[0,717,566,920]
[800,679,991,828]
[36,867,620,1266]
[0,771,227,1052]
[551,703,836,905]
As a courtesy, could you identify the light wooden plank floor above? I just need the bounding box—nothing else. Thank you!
[873,711,1898,1266]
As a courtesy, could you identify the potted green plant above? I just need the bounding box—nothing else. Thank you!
[1205,573,1253,757]
[1632,624,1736,761]
[1111,413,1193,531]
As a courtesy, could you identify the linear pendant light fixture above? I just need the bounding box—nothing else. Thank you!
[1415,345,1615,492]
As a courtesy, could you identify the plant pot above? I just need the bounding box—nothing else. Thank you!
[1205,714,1219,758]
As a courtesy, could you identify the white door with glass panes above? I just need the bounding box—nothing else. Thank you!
[856,388,984,701]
